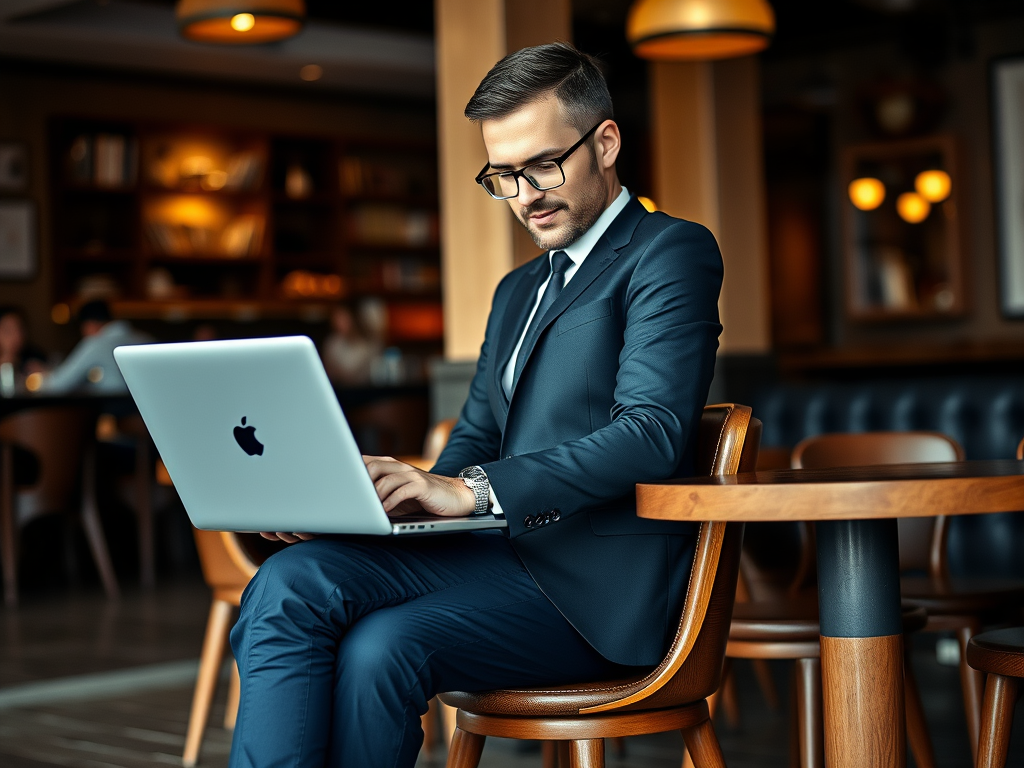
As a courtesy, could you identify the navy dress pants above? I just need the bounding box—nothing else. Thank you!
[228,531,635,768]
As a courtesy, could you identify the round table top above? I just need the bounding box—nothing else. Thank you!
[637,459,1024,522]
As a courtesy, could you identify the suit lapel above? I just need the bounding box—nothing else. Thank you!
[492,255,548,404]
[509,197,648,393]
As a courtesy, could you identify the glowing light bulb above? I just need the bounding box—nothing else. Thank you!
[231,13,255,32]
[896,192,931,224]
[848,178,885,211]
[915,170,951,203]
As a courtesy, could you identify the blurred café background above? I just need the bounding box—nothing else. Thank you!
[1,1,1024,767]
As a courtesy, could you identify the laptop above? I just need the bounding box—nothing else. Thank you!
[113,336,506,536]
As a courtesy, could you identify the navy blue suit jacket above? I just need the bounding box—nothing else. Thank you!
[432,196,723,666]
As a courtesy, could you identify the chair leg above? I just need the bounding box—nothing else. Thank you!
[79,446,119,600]
[794,657,823,768]
[135,437,155,589]
[681,719,727,768]
[223,658,240,731]
[445,727,485,768]
[683,678,723,768]
[1,444,18,607]
[183,599,233,768]
[569,739,604,768]
[957,623,984,762]
[977,674,1019,768]
[752,657,781,710]
[609,736,626,758]
[903,642,936,768]
[558,740,571,768]
[542,741,558,768]
[720,663,740,727]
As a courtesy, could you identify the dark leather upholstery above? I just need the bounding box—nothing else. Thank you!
[751,378,1024,578]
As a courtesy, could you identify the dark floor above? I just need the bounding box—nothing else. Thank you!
[0,581,1021,768]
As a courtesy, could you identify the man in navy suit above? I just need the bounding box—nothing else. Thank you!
[229,43,723,768]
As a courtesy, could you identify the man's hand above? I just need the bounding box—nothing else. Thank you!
[259,531,317,543]
[364,456,476,518]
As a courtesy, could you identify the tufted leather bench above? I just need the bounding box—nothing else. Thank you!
[749,377,1024,579]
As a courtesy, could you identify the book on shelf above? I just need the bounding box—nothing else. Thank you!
[67,134,137,188]
[144,214,264,257]
[348,205,438,247]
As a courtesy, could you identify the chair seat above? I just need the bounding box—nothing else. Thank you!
[439,674,660,716]
[901,577,1024,615]
[966,627,1024,679]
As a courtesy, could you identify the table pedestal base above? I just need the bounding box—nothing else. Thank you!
[821,635,905,768]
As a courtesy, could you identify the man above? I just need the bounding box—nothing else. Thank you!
[42,299,151,393]
[230,43,723,768]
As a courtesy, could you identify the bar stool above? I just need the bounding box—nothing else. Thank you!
[966,627,1024,768]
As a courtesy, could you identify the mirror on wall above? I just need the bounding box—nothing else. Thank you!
[840,135,964,321]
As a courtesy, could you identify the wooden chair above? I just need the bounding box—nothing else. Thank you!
[439,403,761,768]
[966,627,1024,768]
[0,405,119,607]
[182,527,261,768]
[793,431,1024,763]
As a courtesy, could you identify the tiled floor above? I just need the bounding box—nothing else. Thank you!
[0,581,1021,767]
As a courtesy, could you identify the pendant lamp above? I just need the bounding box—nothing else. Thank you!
[176,0,306,45]
[627,0,775,61]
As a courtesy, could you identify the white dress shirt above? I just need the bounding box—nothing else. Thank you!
[487,187,631,516]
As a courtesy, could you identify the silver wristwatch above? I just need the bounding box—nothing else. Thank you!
[458,465,491,515]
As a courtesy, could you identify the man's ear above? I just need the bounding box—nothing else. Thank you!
[595,120,621,170]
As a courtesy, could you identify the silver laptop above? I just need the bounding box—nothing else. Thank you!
[113,336,505,536]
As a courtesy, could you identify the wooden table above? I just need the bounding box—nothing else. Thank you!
[637,460,1024,768]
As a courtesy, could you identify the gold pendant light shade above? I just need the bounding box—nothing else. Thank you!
[176,0,306,45]
[627,0,775,61]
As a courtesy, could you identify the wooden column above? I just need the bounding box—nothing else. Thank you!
[650,57,772,354]
[434,0,571,361]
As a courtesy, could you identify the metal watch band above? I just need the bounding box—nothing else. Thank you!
[458,466,490,515]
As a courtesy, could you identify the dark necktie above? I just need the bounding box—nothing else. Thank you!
[512,250,572,389]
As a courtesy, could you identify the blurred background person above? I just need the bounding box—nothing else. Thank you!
[0,305,47,378]
[321,302,380,385]
[42,299,151,394]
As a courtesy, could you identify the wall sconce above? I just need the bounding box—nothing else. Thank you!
[627,0,775,61]
[896,191,931,224]
[914,169,951,203]
[848,177,886,211]
[176,0,306,45]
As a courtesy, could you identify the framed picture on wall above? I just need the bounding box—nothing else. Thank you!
[0,142,28,192]
[0,200,36,279]
[993,55,1024,317]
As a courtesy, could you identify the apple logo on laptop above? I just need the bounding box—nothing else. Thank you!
[233,417,264,456]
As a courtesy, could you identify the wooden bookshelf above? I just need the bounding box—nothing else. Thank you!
[48,118,443,348]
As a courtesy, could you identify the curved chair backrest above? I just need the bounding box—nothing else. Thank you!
[1017,437,1024,461]
[582,403,761,714]
[0,406,96,523]
[193,530,260,604]
[793,431,963,578]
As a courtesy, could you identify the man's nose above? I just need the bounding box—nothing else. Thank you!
[516,179,544,207]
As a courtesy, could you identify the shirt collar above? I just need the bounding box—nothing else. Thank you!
[556,186,631,268]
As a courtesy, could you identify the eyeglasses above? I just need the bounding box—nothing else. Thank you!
[475,122,601,200]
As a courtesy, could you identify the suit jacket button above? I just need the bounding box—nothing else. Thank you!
[504,454,514,460]
[552,509,561,521]
[524,515,534,528]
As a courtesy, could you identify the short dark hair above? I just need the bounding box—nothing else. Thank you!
[78,299,112,325]
[465,43,613,133]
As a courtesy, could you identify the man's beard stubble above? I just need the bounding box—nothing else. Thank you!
[515,165,608,251]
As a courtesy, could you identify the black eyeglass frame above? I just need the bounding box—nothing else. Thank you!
[475,122,602,200]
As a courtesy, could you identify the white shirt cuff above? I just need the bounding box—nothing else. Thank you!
[488,486,505,518]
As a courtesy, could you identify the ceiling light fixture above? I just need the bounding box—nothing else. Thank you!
[896,191,931,224]
[626,0,775,61]
[176,0,306,45]
[914,170,951,203]
[848,177,886,211]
